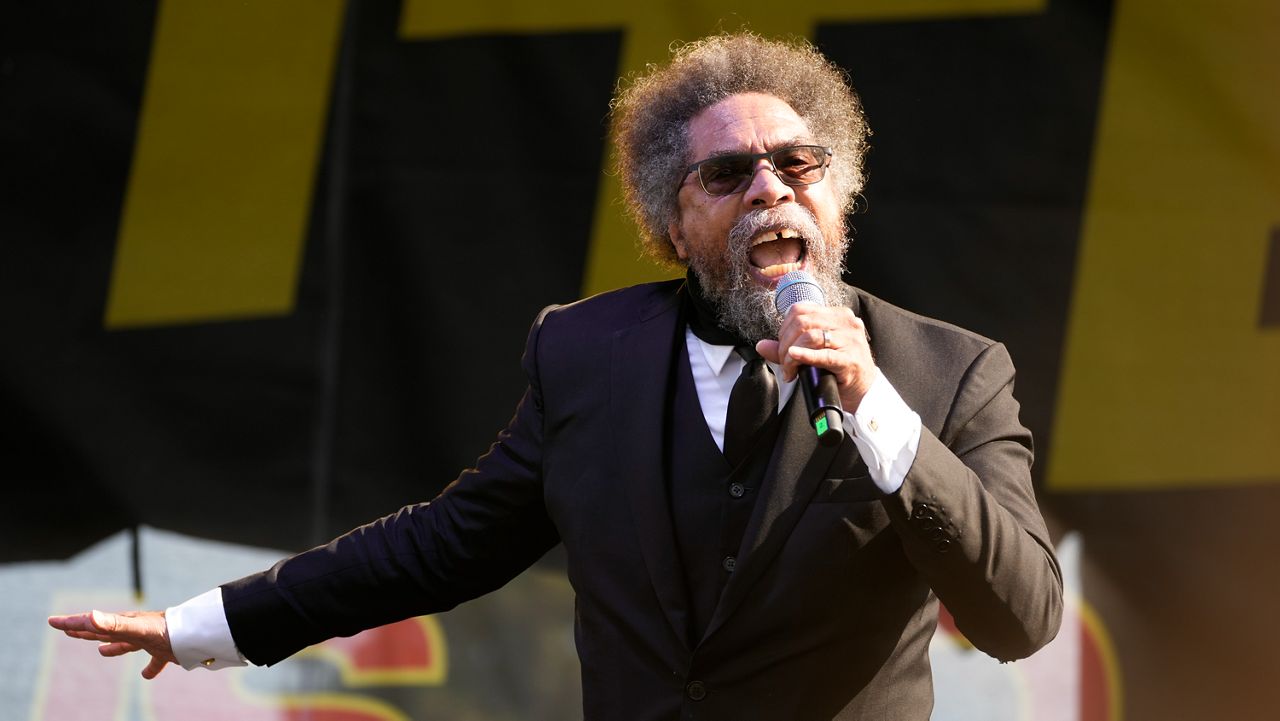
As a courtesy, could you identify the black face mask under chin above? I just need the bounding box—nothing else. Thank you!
[684,269,757,347]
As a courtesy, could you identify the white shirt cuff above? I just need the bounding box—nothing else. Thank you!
[166,588,249,670]
[844,370,921,495]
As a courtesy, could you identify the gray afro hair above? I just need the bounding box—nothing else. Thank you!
[610,32,871,265]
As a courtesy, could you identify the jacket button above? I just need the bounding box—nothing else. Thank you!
[729,482,746,498]
[687,680,707,701]
[722,556,736,572]
[935,539,952,553]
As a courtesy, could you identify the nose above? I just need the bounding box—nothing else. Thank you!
[742,158,795,207]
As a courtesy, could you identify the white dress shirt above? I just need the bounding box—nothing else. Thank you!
[682,329,921,493]
[166,328,923,670]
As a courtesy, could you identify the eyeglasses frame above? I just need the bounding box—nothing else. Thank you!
[682,145,834,196]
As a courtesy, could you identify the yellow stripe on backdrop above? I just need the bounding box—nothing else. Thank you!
[401,0,1047,297]
[105,0,346,328]
[105,0,1046,327]
[1049,0,1280,491]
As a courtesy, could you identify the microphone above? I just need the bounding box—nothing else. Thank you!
[774,271,845,447]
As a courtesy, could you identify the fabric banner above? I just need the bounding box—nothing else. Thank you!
[3,1,1276,718]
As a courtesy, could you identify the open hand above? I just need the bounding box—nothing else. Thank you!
[48,609,177,679]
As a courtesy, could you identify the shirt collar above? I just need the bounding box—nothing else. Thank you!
[693,334,739,376]
[689,330,791,385]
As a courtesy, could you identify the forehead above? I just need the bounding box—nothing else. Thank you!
[686,93,812,159]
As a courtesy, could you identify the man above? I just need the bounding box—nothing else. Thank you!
[51,33,1062,720]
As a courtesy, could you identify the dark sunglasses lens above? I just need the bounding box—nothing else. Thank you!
[699,157,754,195]
[774,146,826,184]
[695,147,829,195]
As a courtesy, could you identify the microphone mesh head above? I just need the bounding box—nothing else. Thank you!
[774,271,827,315]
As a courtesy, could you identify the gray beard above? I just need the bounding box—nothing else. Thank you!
[687,205,850,343]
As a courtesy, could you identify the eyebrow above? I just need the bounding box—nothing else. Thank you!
[703,136,816,158]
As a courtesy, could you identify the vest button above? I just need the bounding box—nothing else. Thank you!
[687,680,707,701]
[722,556,736,572]
[729,482,746,498]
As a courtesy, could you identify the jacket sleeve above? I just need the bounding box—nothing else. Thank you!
[220,309,560,667]
[881,341,1063,662]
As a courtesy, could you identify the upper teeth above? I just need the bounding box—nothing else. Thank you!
[751,228,801,247]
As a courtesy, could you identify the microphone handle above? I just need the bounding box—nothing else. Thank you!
[798,365,845,446]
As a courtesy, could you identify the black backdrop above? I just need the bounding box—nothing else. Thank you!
[4,2,1278,719]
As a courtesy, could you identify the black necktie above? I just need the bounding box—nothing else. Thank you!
[723,345,777,467]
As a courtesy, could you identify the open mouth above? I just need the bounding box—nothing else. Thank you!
[748,228,806,282]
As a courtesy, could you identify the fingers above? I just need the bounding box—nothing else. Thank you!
[50,609,172,649]
[768,327,830,370]
[97,641,142,657]
[141,656,169,680]
[780,304,861,342]
[759,338,832,382]
[49,609,127,634]
[785,344,839,367]
[49,612,124,642]
[64,629,114,643]
[48,612,99,634]
[774,303,875,409]
[777,306,855,362]
[50,611,145,647]
[50,608,177,680]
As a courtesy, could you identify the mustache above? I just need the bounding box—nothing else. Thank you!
[687,202,848,343]
[728,204,824,251]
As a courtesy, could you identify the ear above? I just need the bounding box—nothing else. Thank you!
[667,221,689,261]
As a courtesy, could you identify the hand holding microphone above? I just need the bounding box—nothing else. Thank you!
[757,271,877,445]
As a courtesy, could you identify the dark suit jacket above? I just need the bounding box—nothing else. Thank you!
[222,280,1062,721]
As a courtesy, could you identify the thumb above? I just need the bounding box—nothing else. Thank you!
[90,610,152,642]
[755,339,781,364]
[141,655,169,680]
[89,610,124,635]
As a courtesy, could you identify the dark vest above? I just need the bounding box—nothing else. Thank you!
[666,338,782,646]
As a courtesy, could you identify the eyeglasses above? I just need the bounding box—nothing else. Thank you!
[683,145,833,196]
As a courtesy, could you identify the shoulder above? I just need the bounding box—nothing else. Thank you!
[849,286,1016,424]
[850,285,998,363]
[536,279,684,336]
[520,279,682,369]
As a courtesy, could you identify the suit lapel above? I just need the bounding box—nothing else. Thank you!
[700,371,841,644]
[610,284,692,652]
